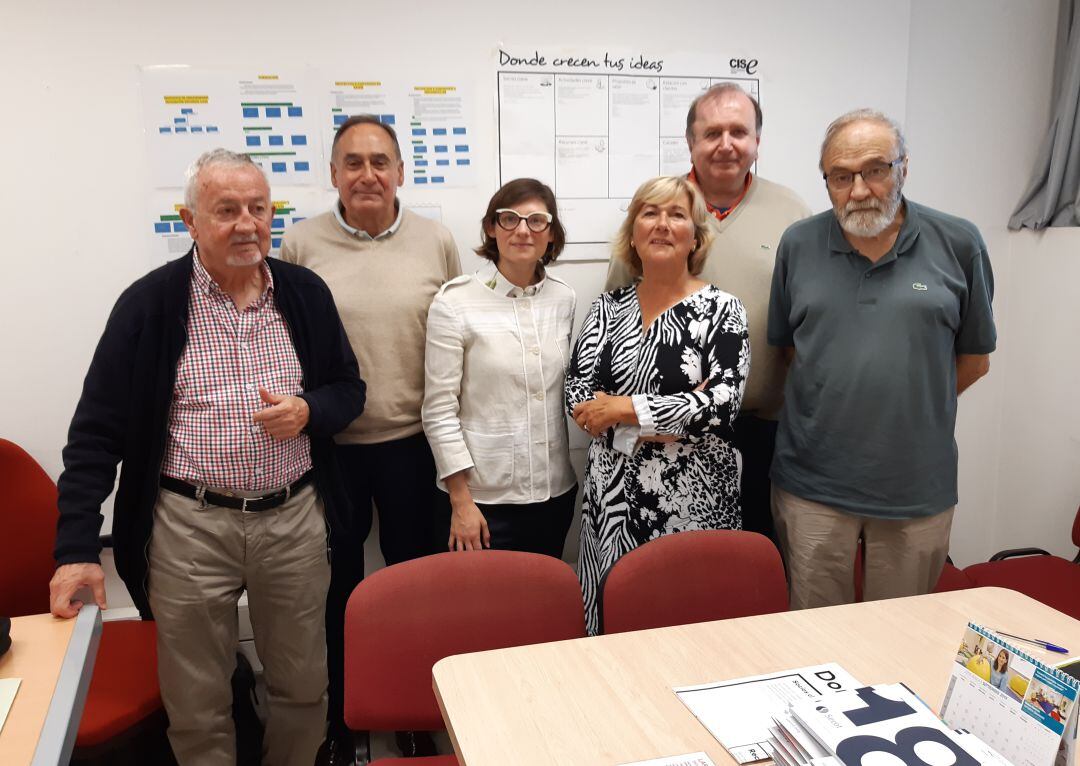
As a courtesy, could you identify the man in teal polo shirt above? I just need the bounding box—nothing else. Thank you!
[767,109,996,609]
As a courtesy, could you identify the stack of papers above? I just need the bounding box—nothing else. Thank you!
[675,664,861,763]
[775,683,1010,766]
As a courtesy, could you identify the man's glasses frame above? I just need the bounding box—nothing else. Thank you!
[823,157,904,191]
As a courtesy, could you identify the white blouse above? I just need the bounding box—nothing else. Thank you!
[423,264,577,504]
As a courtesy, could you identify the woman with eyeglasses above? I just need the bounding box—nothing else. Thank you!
[423,178,578,556]
[566,175,749,634]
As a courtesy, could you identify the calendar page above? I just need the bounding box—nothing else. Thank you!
[941,624,1078,766]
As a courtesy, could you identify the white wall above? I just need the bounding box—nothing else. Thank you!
[905,0,1063,565]
[0,0,1072,609]
[994,229,1080,559]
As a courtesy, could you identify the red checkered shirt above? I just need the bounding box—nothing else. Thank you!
[161,251,312,491]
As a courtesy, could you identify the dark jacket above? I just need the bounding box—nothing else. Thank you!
[54,251,366,616]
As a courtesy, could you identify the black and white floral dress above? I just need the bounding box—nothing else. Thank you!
[565,283,749,634]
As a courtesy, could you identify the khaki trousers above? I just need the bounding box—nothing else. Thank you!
[771,486,954,610]
[148,482,331,766]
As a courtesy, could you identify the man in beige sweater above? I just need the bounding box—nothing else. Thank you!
[605,83,809,544]
[280,115,460,762]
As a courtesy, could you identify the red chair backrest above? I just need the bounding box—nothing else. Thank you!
[932,562,974,593]
[1073,504,1080,550]
[343,550,586,732]
[0,439,58,616]
[599,529,788,634]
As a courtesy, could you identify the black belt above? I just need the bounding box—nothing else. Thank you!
[160,472,313,512]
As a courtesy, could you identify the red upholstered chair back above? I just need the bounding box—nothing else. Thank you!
[343,550,587,732]
[933,562,974,593]
[0,438,58,616]
[1072,504,1080,550]
[599,529,788,635]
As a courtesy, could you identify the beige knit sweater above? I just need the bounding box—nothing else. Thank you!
[280,207,461,444]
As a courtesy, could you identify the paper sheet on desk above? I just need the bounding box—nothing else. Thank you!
[0,678,21,734]
[675,663,861,764]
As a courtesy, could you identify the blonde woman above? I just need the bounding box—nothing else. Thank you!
[566,175,749,634]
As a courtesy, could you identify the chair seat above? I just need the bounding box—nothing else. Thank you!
[963,556,1080,620]
[371,756,458,765]
[76,620,162,748]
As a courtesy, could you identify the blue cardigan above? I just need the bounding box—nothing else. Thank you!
[54,251,366,616]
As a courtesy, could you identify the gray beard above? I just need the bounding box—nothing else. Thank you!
[836,185,903,238]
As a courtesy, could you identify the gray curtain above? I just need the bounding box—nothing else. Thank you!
[1009,0,1080,229]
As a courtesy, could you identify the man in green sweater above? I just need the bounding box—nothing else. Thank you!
[605,83,810,543]
[280,115,461,762]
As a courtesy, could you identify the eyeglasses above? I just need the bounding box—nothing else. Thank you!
[823,157,904,191]
[495,208,553,232]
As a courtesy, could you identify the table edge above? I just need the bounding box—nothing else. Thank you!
[31,606,101,766]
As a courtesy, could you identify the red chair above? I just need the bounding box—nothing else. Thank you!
[598,530,788,635]
[962,504,1080,620]
[343,550,586,765]
[0,438,165,761]
[853,544,972,602]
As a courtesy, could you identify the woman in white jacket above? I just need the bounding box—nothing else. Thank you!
[423,178,577,556]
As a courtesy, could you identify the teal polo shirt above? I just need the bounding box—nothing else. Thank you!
[767,199,996,518]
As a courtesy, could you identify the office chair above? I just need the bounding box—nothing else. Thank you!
[962,503,1080,619]
[0,438,165,763]
[343,550,587,765]
[598,529,789,635]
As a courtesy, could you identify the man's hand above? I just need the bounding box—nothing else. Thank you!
[573,391,636,437]
[49,563,107,619]
[956,353,990,394]
[254,388,310,439]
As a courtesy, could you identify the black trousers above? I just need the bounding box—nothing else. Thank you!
[324,432,450,735]
[733,415,778,543]
[437,484,578,559]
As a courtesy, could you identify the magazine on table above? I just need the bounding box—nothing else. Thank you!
[785,682,1010,765]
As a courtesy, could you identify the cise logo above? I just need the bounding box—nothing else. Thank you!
[729,57,758,75]
[912,282,928,291]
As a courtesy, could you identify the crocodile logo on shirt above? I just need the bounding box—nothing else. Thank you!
[912,282,928,291]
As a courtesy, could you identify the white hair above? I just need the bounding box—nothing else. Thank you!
[183,149,267,211]
[819,109,908,171]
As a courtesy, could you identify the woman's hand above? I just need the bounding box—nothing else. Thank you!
[445,471,490,551]
[448,498,491,551]
[572,391,636,437]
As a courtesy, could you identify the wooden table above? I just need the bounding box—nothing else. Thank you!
[433,588,1080,765]
[0,607,101,766]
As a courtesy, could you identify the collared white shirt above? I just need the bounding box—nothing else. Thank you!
[423,263,577,504]
[333,199,403,241]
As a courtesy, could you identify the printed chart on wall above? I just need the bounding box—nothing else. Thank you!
[322,78,407,188]
[141,67,243,189]
[237,72,319,186]
[495,47,760,260]
[141,67,473,265]
[406,84,475,188]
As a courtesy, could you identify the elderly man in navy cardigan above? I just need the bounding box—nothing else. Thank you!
[49,148,365,766]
